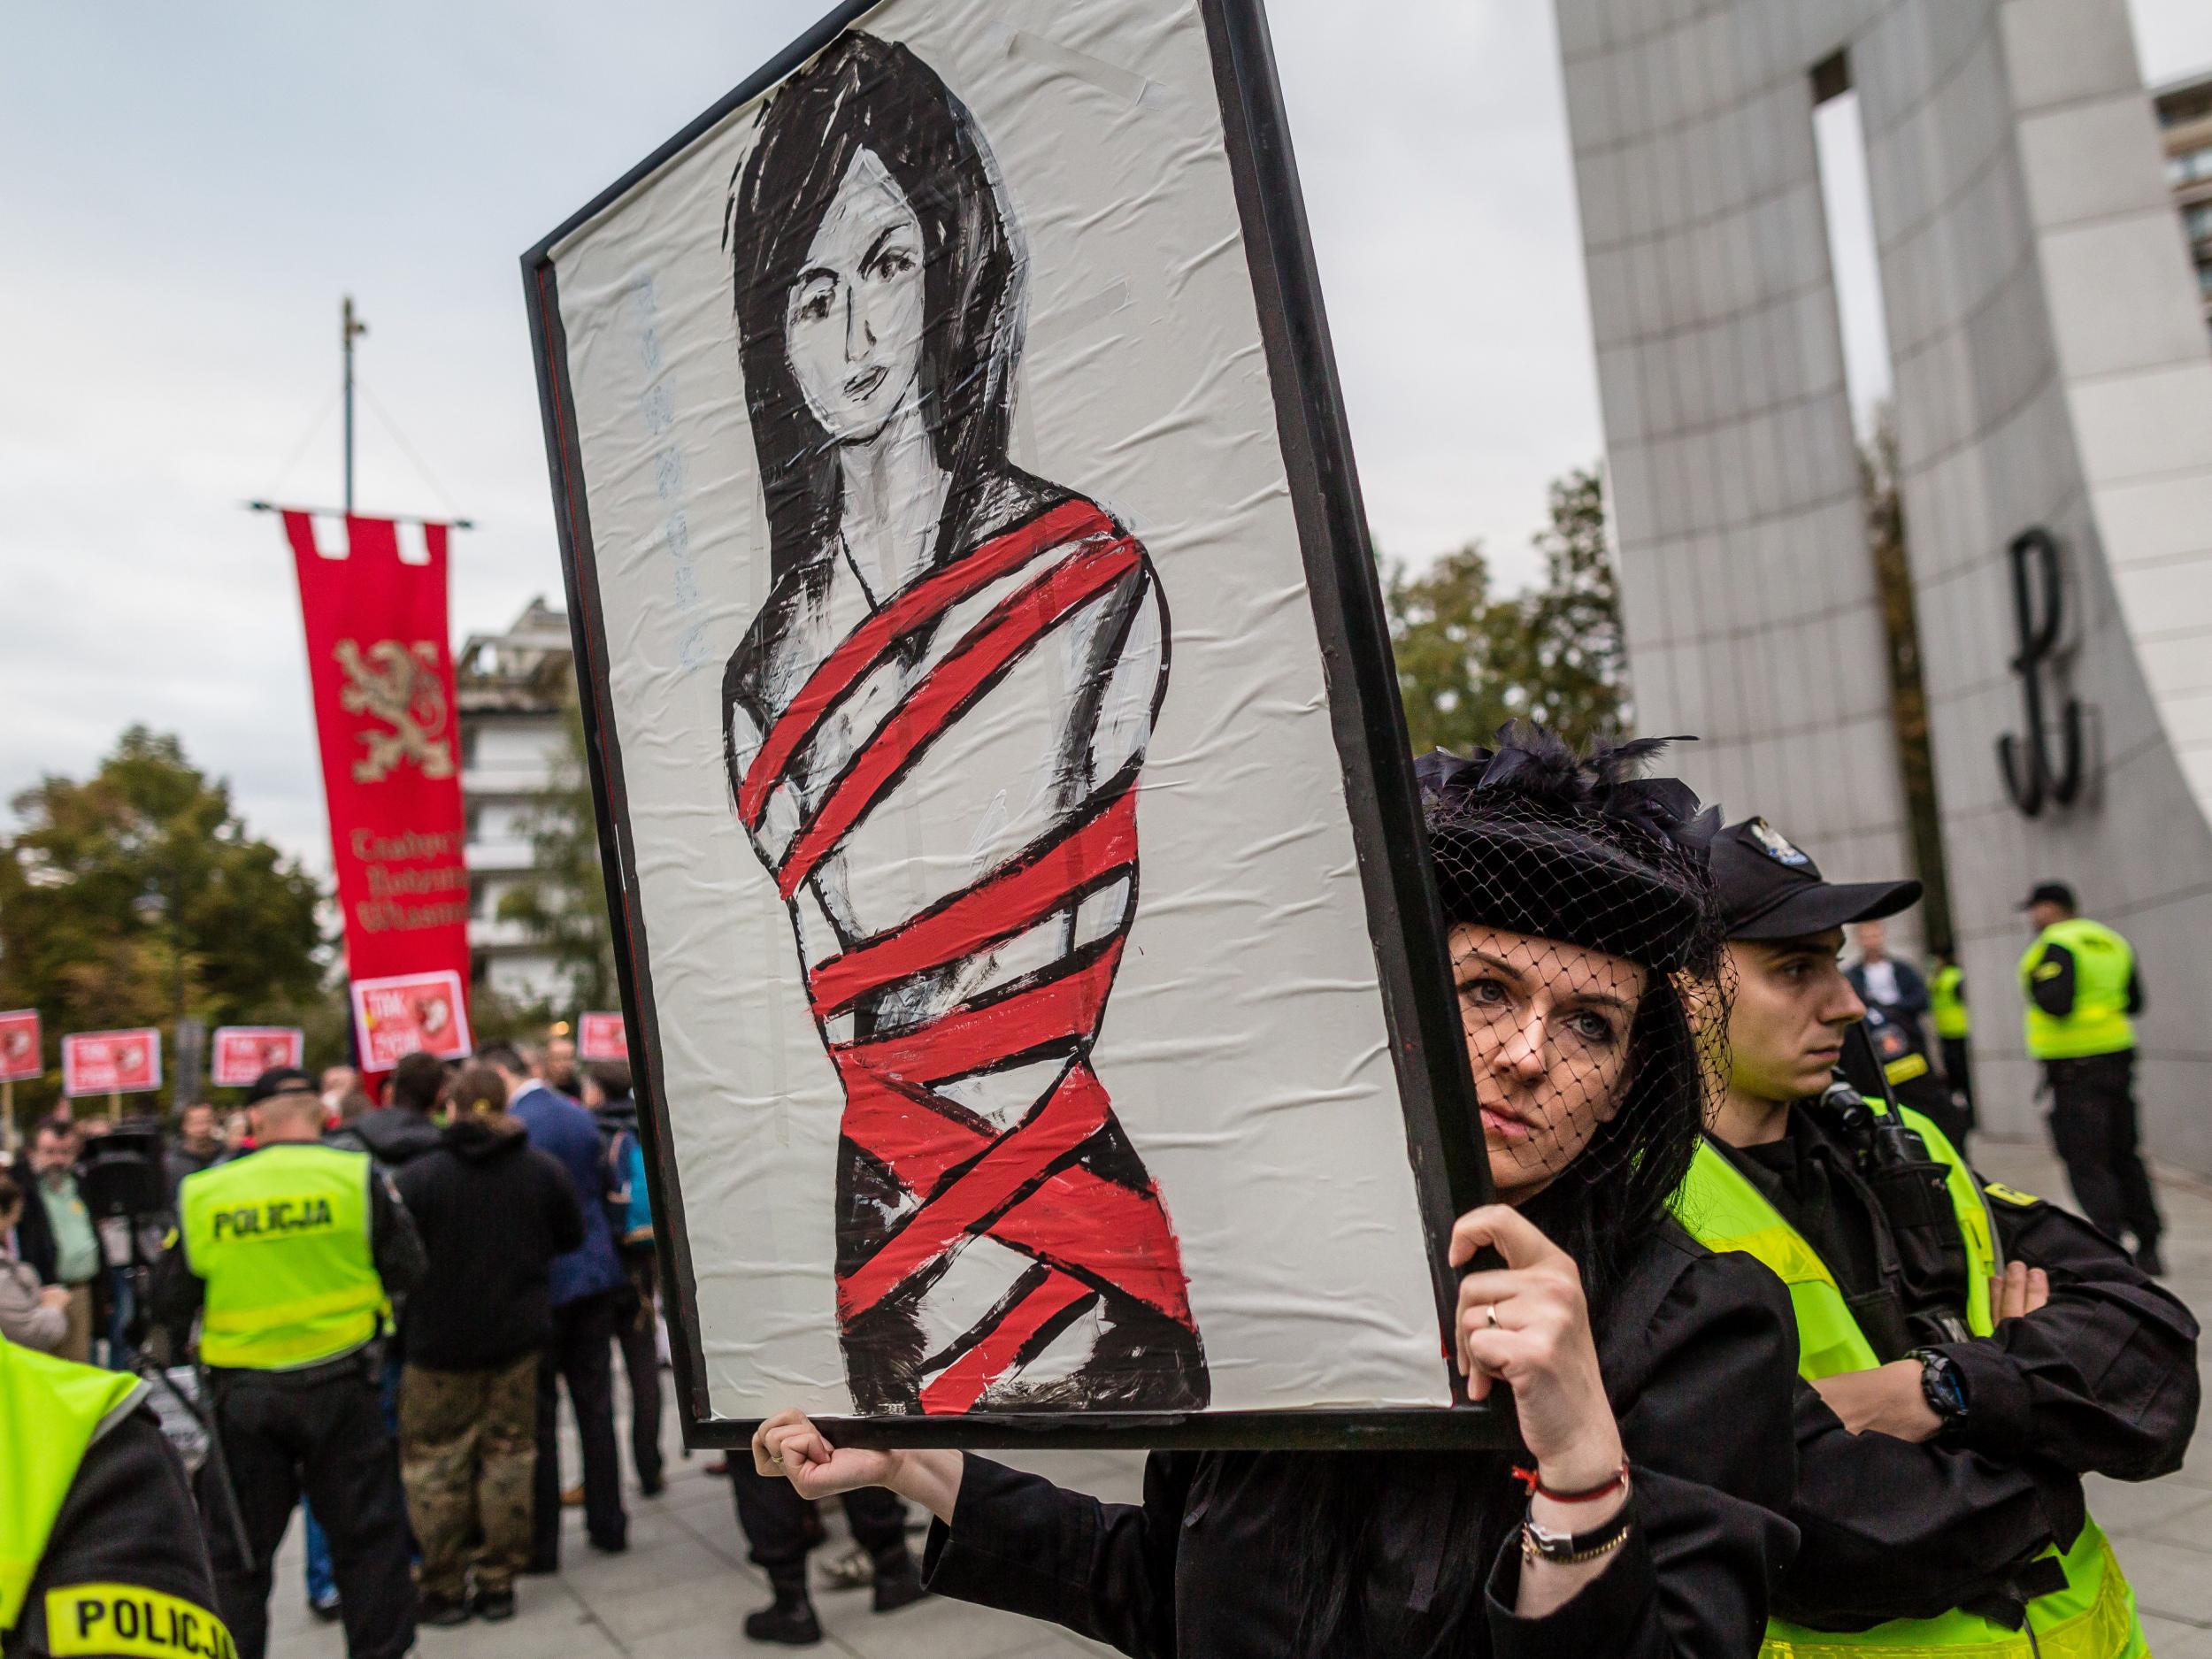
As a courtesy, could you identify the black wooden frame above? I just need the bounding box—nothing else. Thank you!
[523,0,1506,1451]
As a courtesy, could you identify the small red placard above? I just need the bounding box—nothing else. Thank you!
[0,1010,41,1084]
[577,1011,629,1063]
[62,1028,164,1096]
[211,1026,307,1088]
[349,971,473,1071]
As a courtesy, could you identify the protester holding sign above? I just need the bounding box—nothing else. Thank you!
[756,730,1800,1656]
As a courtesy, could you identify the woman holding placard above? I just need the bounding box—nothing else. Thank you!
[754,726,1802,1655]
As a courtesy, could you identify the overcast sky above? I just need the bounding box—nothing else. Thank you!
[4,1,2209,873]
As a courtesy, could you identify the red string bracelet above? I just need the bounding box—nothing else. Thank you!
[1511,1459,1631,1503]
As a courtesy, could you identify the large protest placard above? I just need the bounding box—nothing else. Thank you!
[525,0,1492,1447]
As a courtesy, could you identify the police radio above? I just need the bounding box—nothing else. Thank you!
[1810,1026,1976,1347]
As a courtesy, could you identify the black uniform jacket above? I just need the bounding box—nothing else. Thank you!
[923,1222,1801,1658]
[7,1403,227,1659]
[1722,1116,2200,1628]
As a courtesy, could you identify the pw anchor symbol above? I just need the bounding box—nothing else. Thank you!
[1996,526,2084,818]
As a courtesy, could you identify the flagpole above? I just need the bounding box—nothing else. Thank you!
[243,502,474,530]
[342,296,367,516]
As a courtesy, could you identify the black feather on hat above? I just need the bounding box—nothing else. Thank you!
[1417,722,1719,974]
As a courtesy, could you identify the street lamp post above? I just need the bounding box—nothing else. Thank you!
[134,868,196,1114]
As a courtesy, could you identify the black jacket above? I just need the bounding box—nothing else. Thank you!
[925,1225,1801,1659]
[4,1156,57,1286]
[326,1107,443,1171]
[1719,1114,2200,1628]
[160,1143,224,1209]
[394,1113,586,1371]
[6,1399,222,1659]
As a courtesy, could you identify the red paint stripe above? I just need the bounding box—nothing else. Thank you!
[806,791,1140,1018]
[829,940,1124,1089]
[737,499,1107,829]
[834,1071,985,1191]
[992,1176,1194,1327]
[834,1071,1194,1327]
[774,539,1141,898]
[918,1270,1095,1416]
[837,1065,1112,1321]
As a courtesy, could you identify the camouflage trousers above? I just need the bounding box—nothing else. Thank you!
[398,1353,539,1599]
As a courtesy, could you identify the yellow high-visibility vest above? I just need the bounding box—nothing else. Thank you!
[1673,1110,2144,1659]
[1932,964,1970,1040]
[178,1143,383,1371]
[0,1341,145,1634]
[2019,920,2134,1060]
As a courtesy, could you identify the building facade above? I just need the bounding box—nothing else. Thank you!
[2154,66,2212,334]
[456,597,578,1008]
[1556,0,2212,1172]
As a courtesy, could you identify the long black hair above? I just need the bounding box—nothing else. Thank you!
[726,30,1025,586]
[1291,725,1724,1652]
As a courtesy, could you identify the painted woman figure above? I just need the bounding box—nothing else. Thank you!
[721,31,1207,1416]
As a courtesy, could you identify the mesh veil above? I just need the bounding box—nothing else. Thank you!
[1417,725,1729,1289]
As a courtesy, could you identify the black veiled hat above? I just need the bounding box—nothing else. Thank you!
[1417,724,1721,975]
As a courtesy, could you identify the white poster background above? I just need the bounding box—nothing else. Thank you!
[549,0,1448,1420]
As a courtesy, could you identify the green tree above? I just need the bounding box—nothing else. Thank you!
[1520,466,1629,741]
[1387,541,1519,754]
[495,697,618,1014]
[1386,465,1630,755]
[0,727,329,1119]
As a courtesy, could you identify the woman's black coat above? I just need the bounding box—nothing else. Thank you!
[923,1220,1801,1657]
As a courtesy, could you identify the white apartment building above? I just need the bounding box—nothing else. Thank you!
[457,597,578,1007]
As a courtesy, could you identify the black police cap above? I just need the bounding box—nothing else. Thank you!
[1712,817,1920,941]
[245,1066,318,1104]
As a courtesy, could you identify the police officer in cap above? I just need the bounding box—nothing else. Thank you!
[0,1340,229,1659]
[151,1067,423,1659]
[1675,818,2198,1657]
[2019,881,2164,1274]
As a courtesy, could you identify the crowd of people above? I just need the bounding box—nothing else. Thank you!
[0,723,2200,1659]
[0,1040,701,1657]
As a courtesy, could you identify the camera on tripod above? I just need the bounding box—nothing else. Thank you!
[78,1118,173,1274]
[77,1117,255,1561]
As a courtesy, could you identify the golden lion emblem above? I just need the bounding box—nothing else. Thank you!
[335,639,456,783]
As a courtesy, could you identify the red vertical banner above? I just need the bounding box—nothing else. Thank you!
[285,511,472,1073]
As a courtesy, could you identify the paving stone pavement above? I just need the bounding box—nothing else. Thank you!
[257,1135,2210,1657]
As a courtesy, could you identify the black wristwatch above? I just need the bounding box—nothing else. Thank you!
[1912,1347,1970,1427]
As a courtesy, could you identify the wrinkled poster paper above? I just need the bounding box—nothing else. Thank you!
[541,0,1451,1423]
